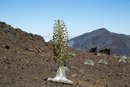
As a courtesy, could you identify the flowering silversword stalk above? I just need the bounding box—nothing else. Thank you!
[47,19,73,84]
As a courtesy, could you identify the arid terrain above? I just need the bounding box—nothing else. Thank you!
[0,22,130,87]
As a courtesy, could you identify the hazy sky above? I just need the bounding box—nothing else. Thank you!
[0,0,130,37]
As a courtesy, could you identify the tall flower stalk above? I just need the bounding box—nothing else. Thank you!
[47,19,73,84]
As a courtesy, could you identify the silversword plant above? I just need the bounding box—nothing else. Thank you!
[47,19,73,84]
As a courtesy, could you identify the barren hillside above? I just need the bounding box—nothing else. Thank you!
[0,21,130,87]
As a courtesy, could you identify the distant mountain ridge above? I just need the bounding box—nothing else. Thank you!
[69,28,130,56]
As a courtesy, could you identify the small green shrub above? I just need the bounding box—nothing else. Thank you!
[122,55,127,59]
[98,59,108,65]
[118,55,128,63]
[68,52,76,58]
[84,59,94,66]
[97,53,106,57]
[97,53,102,56]
[119,58,126,63]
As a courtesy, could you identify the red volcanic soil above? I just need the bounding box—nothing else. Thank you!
[0,22,130,87]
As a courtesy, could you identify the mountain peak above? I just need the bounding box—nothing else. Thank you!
[69,28,130,56]
[99,28,108,30]
[93,28,110,33]
[89,28,111,36]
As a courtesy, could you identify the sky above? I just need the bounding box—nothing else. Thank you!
[0,0,130,40]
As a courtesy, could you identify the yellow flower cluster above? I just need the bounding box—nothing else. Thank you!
[53,19,68,66]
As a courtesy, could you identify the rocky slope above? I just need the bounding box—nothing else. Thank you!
[0,22,130,87]
[69,28,130,56]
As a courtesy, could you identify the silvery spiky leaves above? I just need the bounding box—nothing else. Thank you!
[98,59,108,65]
[53,19,68,66]
[119,55,128,63]
[84,59,94,66]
